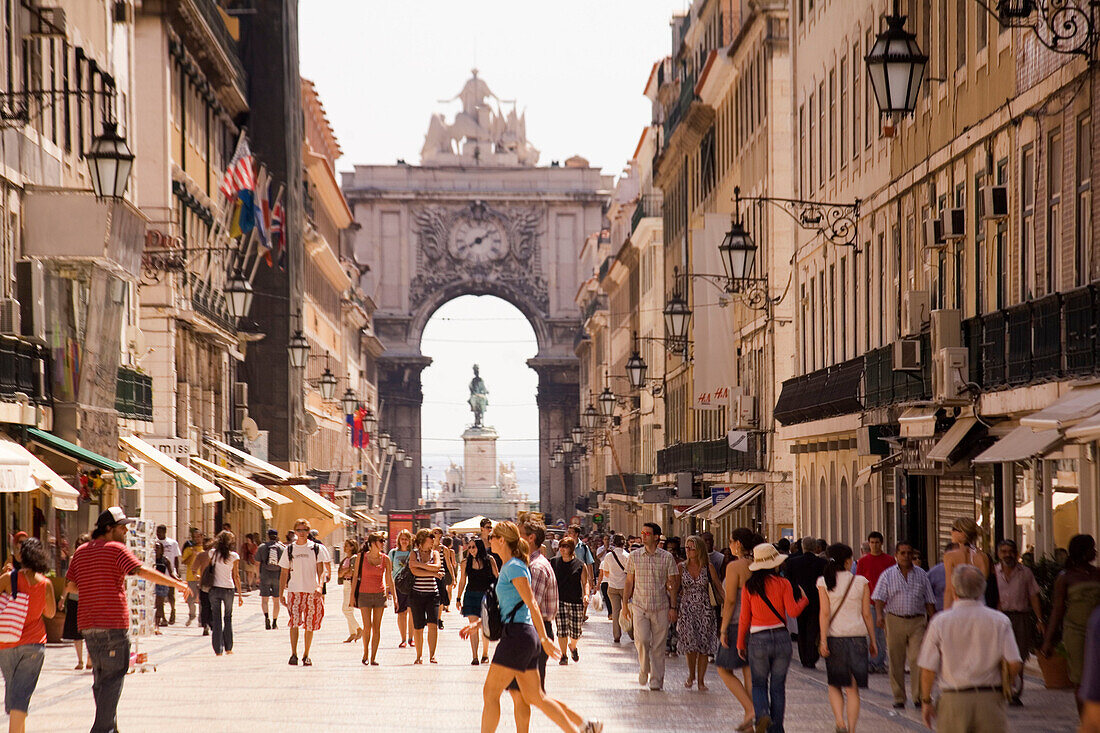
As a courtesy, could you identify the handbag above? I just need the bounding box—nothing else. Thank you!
[0,570,28,644]
[393,551,416,596]
[200,552,217,593]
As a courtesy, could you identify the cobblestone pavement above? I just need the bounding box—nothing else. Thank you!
[20,591,1080,732]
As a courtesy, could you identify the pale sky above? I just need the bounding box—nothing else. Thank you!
[299,1,690,501]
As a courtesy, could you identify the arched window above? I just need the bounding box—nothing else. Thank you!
[819,477,828,539]
[840,477,850,545]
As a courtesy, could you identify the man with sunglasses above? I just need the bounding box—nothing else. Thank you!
[278,519,330,666]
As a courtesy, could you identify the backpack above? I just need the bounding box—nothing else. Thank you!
[258,542,284,568]
[285,541,320,577]
[480,581,522,641]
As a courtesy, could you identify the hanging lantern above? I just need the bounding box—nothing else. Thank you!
[224,271,254,320]
[719,217,757,284]
[288,330,310,369]
[403,456,413,469]
[626,349,647,391]
[663,289,691,342]
[365,410,378,434]
[598,387,616,418]
[865,11,928,117]
[378,433,391,450]
[86,122,135,200]
[319,368,337,400]
[341,388,358,417]
[562,436,574,453]
[581,403,599,429]
[386,443,397,456]
[395,448,406,462]
[570,425,584,444]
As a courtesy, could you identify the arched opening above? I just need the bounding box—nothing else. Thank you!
[818,477,827,540]
[839,476,850,545]
[418,295,540,520]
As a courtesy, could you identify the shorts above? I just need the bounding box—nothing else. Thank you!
[408,590,439,630]
[824,636,869,689]
[394,589,409,613]
[555,601,585,639]
[437,579,451,607]
[259,569,281,597]
[0,644,44,713]
[357,592,387,609]
[286,592,325,630]
[715,621,747,670]
[493,622,540,673]
[461,590,486,618]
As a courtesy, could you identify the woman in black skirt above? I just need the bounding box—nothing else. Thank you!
[59,533,90,669]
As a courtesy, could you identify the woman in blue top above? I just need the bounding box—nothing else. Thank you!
[388,530,413,647]
[461,521,602,733]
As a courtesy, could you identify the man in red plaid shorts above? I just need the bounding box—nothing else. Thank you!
[278,518,330,666]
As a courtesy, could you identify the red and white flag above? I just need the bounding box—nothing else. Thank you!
[219,133,255,199]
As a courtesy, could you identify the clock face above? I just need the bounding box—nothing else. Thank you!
[449,218,508,262]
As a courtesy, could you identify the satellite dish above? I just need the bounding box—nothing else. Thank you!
[303,413,319,436]
[242,416,260,441]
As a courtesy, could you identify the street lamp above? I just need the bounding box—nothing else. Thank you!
[581,403,599,429]
[663,277,691,342]
[224,270,253,320]
[997,0,1035,18]
[562,436,574,453]
[570,425,584,444]
[403,456,413,469]
[864,6,928,117]
[319,367,337,400]
[365,410,378,434]
[598,386,616,418]
[719,209,757,285]
[288,329,310,369]
[86,122,135,200]
[378,432,391,450]
[395,448,406,462]
[341,388,358,417]
[626,335,647,391]
[386,443,396,456]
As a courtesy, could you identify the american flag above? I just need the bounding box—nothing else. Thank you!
[219,134,254,199]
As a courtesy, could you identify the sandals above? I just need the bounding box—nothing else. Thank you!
[362,658,370,665]
[429,657,437,664]
[734,722,755,733]
[399,641,407,648]
[413,658,423,664]
[480,654,489,664]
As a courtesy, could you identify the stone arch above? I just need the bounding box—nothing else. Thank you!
[800,476,809,537]
[818,477,827,540]
[839,476,850,545]
[410,280,552,354]
[829,461,838,542]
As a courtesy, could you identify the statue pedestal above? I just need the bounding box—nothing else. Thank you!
[462,426,498,491]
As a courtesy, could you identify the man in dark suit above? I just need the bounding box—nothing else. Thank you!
[783,537,828,668]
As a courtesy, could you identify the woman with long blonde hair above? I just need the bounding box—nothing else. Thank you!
[389,529,414,647]
[460,521,602,733]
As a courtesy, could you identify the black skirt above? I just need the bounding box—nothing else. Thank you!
[62,597,81,640]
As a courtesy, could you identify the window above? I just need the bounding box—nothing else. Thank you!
[1076,114,1092,286]
[865,29,874,149]
[956,2,967,70]
[800,283,808,373]
[828,68,836,179]
[1047,129,1062,294]
[955,185,965,308]
[700,127,716,200]
[799,103,807,197]
[938,0,949,80]
[839,256,848,361]
[829,263,836,364]
[1021,144,1035,300]
[818,80,826,188]
[996,159,1008,309]
[975,171,986,314]
[809,276,817,371]
[863,240,871,351]
[808,91,816,191]
[840,57,848,169]
[852,41,860,163]
[977,6,988,52]
[877,234,886,346]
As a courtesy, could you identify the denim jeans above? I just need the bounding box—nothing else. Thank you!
[83,628,130,733]
[209,587,235,654]
[747,627,792,733]
[870,605,888,671]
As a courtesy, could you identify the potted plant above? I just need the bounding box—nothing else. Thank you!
[1030,554,1073,689]
[44,571,68,644]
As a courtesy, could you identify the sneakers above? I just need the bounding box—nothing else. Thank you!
[559,657,569,666]
[302,657,312,666]
[271,619,278,629]
[288,655,298,666]
[571,648,579,662]
[265,617,271,630]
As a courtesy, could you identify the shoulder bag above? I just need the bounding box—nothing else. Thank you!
[0,570,29,644]
[393,550,416,596]
[200,552,218,593]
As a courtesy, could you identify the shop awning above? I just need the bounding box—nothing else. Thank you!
[0,441,32,493]
[219,481,271,519]
[278,483,352,525]
[854,453,903,489]
[675,496,714,519]
[1020,386,1100,431]
[449,515,493,532]
[1016,491,1078,518]
[204,437,293,480]
[120,436,223,504]
[0,437,81,510]
[899,406,938,438]
[1066,412,1100,442]
[774,357,864,426]
[926,417,979,463]
[27,427,131,474]
[190,457,291,506]
[190,457,271,518]
[972,425,1063,464]
[704,484,764,521]
[353,510,382,524]
[604,493,643,506]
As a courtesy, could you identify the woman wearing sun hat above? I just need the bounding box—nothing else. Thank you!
[737,543,809,733]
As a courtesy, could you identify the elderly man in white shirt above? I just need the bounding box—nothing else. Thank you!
[917,564,1022,732]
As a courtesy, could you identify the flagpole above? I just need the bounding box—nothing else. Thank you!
[251,183,284,280]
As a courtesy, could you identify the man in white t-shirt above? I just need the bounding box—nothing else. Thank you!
[156,524,182,624]
[600,534,630,643]
[278,518,330,666]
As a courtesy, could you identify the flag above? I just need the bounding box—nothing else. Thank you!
[219,133,254,199]
[252,173,270,253]
[269,192,285,268]
[234,188,255,235]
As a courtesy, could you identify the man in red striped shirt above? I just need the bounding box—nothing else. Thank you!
[66,507,189,733]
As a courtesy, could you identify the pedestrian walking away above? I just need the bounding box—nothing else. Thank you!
[65,507,189,733]
[927,542,957,613]
[737,542,809,733]
[191,537,215,636]
[1041,533,1100,690]
[1077,605,1100,731]
[942,517,996,609]
[180,528,204,627]
[152,541,177,633]
[870,539,935,709]
[598,534,629,643]
[677,535,722,690]
[455,537,498,665]
[459,520,601,733]
[0,537,56,733]
[917,564,1022,733]
[206,530,244,656]
[350,532,395,665]
[994,538,1044,705]
[338,538,363,643]
[623,522,680,691]
[407,528,443,663]
[855,531,895,674]
[154,524,180,625]
[256,528,285,629]
[783,537,827,669]
[717,528,759,733]
[817,543,876,733]
[550,536,589,665]
[278,518,330,666]
[59,533,91,670]
[389,529,413,647]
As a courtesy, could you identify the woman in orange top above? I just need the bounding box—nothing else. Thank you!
[0,537,56,733]
[737,543,808,733]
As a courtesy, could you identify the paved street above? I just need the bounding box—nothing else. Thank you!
[19,591,1080,732]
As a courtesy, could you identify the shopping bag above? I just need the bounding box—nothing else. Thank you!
[0,570,29,645]
[589,593,603,613]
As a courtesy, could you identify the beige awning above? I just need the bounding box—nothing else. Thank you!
[121,436,223,504]
[0,436,79,510]
[926,417,979,463]
[675,496,714,519]
[855,453,903,489]
[204,437,293,480]
[190,457,291,506]
[190,457,271,519]
[0,441,33,494]
[704,484,764,521]
[972,425,1063,464]
[1066,412,1100,442]
[1020,386,1100,431]
[218,481,272,519]
[899,406,938,438]
[278,484,352,525]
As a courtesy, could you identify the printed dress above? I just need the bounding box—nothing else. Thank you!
[675,562,716,654]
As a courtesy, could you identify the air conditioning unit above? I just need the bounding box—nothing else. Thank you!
[924,217,945,249]
[940,208,966,240]
[903,290,930,336]
[14,260,45,341]
[893,338,922,371]
[0,299,19,335]
[732,395,756,428]
[933,347,970,404]
[931,309,962,351]
[980,185,1009,220]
